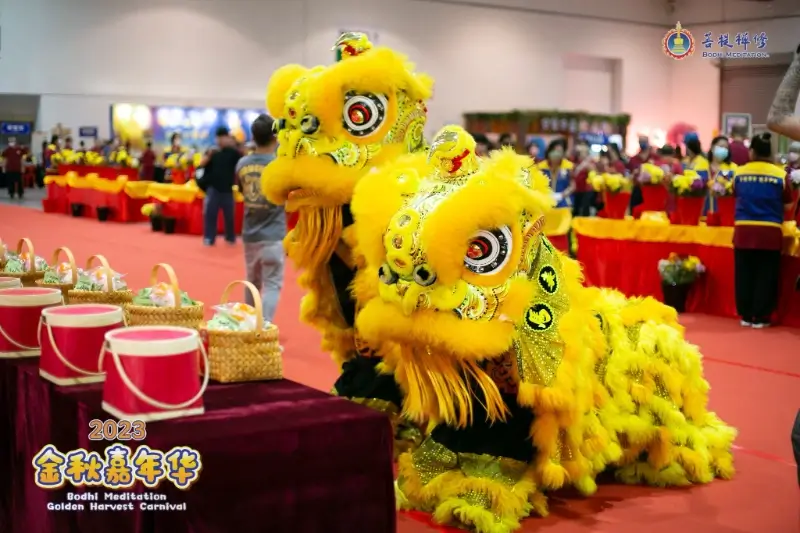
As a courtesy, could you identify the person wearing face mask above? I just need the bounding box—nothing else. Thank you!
[537,138,574,208]
[570,139,594,216]
[707,136,737,214]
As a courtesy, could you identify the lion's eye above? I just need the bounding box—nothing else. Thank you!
[342,92,387,137]
[464,227,512,275]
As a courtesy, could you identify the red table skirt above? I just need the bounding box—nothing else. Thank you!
[42,184,148,223]
[59,165,138,181]
[0,358,395,533]
[159,199,244,236]
[547,234,569,253]
[576,234,800,328]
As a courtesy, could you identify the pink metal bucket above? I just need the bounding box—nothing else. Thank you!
[39,304,124,386]
[101,326,209,422]
[0,287,62,358]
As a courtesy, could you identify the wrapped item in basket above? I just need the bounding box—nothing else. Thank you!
[67,254,134,306]
[1,238,47,287]
[127,264,204,329]
[202,280,282,382]
[36,246,80,302]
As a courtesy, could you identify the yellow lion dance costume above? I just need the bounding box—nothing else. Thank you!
[261,33,432,449]
[351,126,736,533]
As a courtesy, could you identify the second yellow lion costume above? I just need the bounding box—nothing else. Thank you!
[351,126,736,533]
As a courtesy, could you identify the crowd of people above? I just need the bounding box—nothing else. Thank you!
[472,125,799,222]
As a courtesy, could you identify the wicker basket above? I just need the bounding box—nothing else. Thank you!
[126,263,204,329]
[35,246,78,302]
[1,238,46,287]
[67,254,135,306]
[202,280,282,383]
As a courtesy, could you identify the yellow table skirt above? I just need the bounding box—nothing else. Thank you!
[571,217,800,256]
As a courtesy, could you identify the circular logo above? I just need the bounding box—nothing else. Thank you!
[538,265,558,294]
[663,24,695,60]
[525,303,554,332]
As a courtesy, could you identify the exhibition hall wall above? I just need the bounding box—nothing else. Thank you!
[1,0,799,146]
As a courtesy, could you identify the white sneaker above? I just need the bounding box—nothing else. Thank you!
[752,322,771,329]
[740,320,752,327]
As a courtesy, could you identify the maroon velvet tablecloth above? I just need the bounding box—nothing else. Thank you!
[1,358,396,533]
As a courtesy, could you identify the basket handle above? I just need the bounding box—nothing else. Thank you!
[50,246,78,286]
[220,280,263,332]
[16,238,36,274]
[149,263,182,309]
[39,317,104,376]
[85,254,114,293]
[104,339,210,410]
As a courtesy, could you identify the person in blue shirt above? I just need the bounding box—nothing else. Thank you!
[537,138,574,208]
[732,132,793,328]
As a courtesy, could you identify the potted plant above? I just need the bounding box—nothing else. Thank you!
[638,163,668,212]
[141,203,164,232]
[669,170,706,225]
[658,253,705,312]
[589,171,632,219]
[707,176,735,226]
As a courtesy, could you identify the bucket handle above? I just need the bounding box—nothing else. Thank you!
[0,295,64,352]
[38,317,105,376]
[16,238,37,274]
[0,323,40,351]
[49,246,79,286]
[102,339,210,411]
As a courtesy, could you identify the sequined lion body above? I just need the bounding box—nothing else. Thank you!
[261,34,432,444]
[351,126,736,533]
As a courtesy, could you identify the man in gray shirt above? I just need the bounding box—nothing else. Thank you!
[235,114,286,322]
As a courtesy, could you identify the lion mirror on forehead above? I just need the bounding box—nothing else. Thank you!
[351,125,736,533]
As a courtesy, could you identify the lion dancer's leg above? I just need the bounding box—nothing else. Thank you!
[396,388,544,533]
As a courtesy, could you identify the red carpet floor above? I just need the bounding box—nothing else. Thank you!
[2,204,799,532]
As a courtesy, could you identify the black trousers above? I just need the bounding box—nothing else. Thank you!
[572,191,593,217]
[5,171,22,198]
[734,248,781,323]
